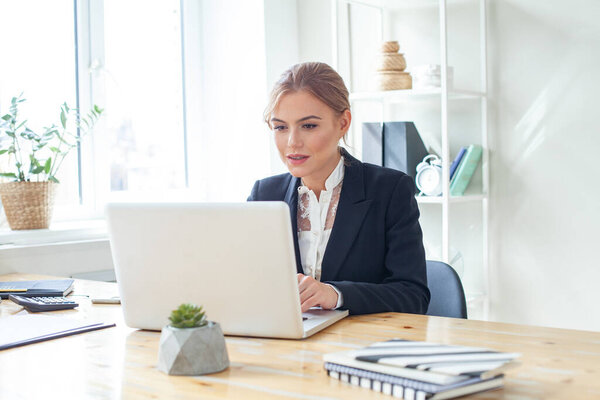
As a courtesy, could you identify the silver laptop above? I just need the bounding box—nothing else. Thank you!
[105,201,348,339]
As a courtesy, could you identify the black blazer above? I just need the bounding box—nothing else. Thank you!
[247,149,430,315]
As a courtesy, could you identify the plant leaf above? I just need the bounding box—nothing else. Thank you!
[33,144,43,151]
[44,157,52,174]
[29,155,41,167]
[0,172,17,179]
[60,109,67,128]
[21,129,39,141]
[56,134,71,146]
[15,120,27,131]
[48,175,60,183]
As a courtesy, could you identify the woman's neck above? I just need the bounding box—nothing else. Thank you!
[301,152,342,200]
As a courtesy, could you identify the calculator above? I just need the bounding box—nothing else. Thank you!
[9,294,79,312]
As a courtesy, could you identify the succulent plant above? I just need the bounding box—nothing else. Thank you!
[169,303,208,329]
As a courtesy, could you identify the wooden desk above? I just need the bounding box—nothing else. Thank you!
[1,274,599,399]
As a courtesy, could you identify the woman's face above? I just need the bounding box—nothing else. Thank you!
[270,90,350,186]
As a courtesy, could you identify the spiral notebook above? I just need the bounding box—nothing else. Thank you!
[323,339,520,399]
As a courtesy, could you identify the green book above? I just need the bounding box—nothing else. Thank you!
[449,145,482,196]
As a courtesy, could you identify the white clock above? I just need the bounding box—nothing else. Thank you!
[415,155,443,196]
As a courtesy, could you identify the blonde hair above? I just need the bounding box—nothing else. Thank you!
[263,62,351,129]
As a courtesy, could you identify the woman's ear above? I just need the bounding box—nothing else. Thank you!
[338,109,352,138]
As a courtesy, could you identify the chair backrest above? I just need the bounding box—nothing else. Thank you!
[425,260,468,319]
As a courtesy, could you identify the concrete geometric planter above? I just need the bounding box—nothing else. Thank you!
[157,321,229,376]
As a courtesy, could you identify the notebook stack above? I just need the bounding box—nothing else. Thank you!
[0,279,74,299]
[323,339,520,400]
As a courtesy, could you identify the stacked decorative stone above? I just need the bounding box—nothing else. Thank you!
[375,41,412,90]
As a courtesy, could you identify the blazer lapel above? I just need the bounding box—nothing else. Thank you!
[284,175,303,273]
[321,150,372,281]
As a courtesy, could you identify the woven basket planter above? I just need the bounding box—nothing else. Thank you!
[0,181,57,230]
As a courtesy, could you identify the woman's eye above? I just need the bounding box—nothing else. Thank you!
[273,125,287,131]
[302,123,317,129]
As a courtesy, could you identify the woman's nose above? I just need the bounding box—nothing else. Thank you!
[288,128,302,148]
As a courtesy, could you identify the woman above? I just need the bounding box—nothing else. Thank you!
[248,62,430,315]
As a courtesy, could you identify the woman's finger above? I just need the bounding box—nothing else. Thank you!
[299,282,318,303]
[301,293,320,312]
[297,274,313,293]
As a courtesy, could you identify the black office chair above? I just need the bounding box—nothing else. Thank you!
[425,260,468,319]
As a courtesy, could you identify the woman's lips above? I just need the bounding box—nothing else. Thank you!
[287,154,309,165]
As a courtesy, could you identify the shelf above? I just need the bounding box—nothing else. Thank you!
[336,0,490,321]
[416,194,487,204]
[350,88,486,103]
[340,0,480,11]
[339,0,439,11]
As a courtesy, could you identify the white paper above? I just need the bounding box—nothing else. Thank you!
[0,314,103,348]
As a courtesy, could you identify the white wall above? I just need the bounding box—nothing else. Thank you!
[487,0,600,331]
[297,0,333,65]
[189,0,271,201]
[264,0,300,175]
[296,0,600,331]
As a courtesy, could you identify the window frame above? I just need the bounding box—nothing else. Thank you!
[61,0,198,221]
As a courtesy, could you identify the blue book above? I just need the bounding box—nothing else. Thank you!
[449,147,467,180]
[449,145,482,196]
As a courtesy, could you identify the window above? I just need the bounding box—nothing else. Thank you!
[0,0,80,214]
[0,0,273,229]
[102,0,186,193]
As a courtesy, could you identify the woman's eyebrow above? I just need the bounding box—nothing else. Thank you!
[271,115,322,124]
[296,115,322,123]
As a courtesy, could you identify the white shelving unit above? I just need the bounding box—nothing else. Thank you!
[349,88,485,102]
[332,0,489,319]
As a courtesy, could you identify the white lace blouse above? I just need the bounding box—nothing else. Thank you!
[297,156,345,308]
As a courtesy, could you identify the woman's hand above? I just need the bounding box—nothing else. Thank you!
[297,274,339,312]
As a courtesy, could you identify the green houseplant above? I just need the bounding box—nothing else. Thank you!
[0,94,103,230]
[157,303,229,376]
